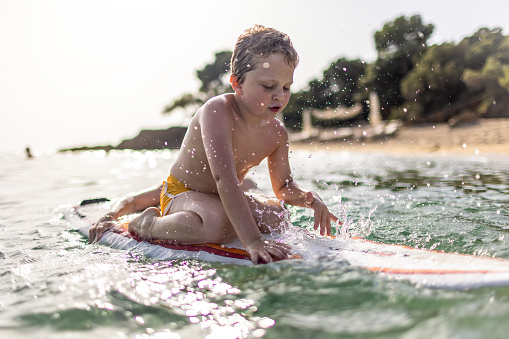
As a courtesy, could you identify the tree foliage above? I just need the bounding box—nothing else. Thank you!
[400,43,468,119]
[363,15,434,119]
[400,27,509,120]
[196,51,233,96]
[284,58,366,129]
[374,15,434,59]
[163,51,233,115]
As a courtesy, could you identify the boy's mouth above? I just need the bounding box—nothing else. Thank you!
[269,106,281,113]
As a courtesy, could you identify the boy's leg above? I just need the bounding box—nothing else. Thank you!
[128,191,237,244]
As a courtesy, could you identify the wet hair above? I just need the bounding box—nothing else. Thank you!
[230,25,299,84]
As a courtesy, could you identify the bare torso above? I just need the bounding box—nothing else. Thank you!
[170,94,286,194]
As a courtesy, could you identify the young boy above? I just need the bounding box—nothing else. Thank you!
[89,25,339,264]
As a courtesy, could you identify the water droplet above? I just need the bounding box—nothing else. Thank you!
[263,62,270,68]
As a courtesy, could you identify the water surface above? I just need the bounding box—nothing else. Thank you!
[1,149,509,338]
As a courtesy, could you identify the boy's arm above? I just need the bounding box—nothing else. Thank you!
[199,103,291,264]
[89,185,162,243]
[268,128,340,236]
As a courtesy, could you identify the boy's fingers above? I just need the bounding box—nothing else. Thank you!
[250,254,259,264]
[326,213,332,237]
[274,244,292,256]
[268,239,291,248]
[268,248,286,260]
[267,242,291,256]
[276,242,292,250]
[88,229,96,243]
[321,211,328,236]
[91,232,101,243]
[330,213,341,224]
[313,209,320,231]
[260,251,273,264]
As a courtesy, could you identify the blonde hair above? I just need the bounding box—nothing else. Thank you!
[230,25,299,84]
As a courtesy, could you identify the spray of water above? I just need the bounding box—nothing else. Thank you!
[333,200,376,239]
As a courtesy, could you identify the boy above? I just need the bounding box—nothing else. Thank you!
[89,25,339,264]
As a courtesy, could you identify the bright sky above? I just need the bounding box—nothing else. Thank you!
[1,0,508,154]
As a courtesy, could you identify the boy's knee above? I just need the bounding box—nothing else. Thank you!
[129,207,160,231]
[145,207,162,217]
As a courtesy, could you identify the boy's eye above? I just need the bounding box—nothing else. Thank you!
[263,85,274,90]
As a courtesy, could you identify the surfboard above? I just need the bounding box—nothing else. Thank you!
[64,198,509,290]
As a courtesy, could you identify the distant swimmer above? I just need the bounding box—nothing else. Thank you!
[25,147,33,159]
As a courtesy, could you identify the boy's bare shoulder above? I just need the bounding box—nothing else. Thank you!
[194,94,235,129]
[200,94,235,115]
[269,118,289,138]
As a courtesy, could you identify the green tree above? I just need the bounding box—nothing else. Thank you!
[303,58,365,109]
[163,50,233,115]
[400,43,468,120]
[462,27,506,70]
[363,15,434,119]
[400,27,508,121]
[284,58,366,129]
[462,33,509,116]
[196,51,233,96]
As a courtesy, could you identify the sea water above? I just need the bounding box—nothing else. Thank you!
[1,149,509,338]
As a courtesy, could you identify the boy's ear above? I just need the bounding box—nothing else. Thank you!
[230,75,242,95]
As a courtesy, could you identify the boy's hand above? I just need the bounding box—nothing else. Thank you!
[89,214,117,243]
[304,192,341,237]
[245,238,292,264]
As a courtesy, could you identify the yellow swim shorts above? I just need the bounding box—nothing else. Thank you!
[160,174,193,216]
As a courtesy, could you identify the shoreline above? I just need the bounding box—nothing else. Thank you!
[290,118,509,156]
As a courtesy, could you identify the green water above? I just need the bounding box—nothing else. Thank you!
[1,150,509,338]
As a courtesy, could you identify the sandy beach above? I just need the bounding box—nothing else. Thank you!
[290,118,509,156]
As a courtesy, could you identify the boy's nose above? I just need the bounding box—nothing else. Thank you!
[273,88,284,101]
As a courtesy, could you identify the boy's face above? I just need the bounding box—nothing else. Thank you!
[233,53,294,121]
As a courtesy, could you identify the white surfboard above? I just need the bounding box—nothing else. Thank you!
[64,199,509,290]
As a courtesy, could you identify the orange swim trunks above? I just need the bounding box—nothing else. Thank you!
[160,174,193,216]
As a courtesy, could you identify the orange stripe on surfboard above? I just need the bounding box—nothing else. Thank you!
[365,266,509,275]
[117,222,301,261]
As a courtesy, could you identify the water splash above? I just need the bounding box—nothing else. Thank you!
[333,201,376,239]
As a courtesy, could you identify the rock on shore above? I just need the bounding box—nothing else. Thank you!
[60,127,187,152]
[116,127,187,150]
